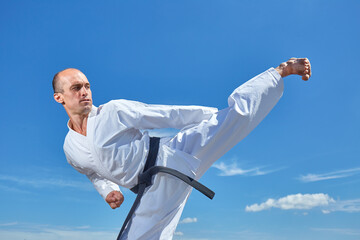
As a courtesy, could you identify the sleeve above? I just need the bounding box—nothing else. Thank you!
[108,99,218,130]
[86,171,121,199]
[227,67,284,132]
[65,153,121,200]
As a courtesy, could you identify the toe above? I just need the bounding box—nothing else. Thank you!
[303,58,311,78]
[302,74,310,81]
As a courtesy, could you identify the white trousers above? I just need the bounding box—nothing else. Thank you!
[121,68,284,239]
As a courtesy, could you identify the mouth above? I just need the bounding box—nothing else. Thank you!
[80,99,91,103]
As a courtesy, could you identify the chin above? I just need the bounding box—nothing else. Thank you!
[83,106,92,114]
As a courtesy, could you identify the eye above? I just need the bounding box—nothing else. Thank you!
[72,86,81,91]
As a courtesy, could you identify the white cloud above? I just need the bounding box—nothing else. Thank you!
[75,225,91,229]
[0,229,116,240]
[0,222,18,227]
[0,184,33,194]
[0,223,116,240]
[212,162,280,177]
[246,193,360,214]
[312,228,360,236]
[180,217,198,224]
[245,193,335,212]
[328,199,360,213]
[174,231,184,236]
[0,174,92,191]
[0,229,113,240]
[298,167,360,182]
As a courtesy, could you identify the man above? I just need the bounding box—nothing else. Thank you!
[53,58,311,239]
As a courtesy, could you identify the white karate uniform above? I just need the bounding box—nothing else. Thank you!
[63,68,284,239]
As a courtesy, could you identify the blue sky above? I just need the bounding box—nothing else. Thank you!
[0,0,359,239]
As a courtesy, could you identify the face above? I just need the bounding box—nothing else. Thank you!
[54,69,93,116]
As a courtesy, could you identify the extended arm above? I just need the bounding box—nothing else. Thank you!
[108,100,218,130]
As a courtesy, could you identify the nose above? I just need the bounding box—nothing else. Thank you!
[80,86,88,96]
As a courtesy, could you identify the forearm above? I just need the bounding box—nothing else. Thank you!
[87,172,121,199]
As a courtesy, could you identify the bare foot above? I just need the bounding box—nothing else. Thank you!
[275,58,312,81]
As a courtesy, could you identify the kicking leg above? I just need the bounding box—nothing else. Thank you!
[167,58,311,177]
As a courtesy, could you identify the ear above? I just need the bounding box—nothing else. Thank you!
[54,93,64,104]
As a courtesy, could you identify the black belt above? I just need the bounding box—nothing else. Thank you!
[116,137,215,240]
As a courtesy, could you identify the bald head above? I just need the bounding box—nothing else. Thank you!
[53,68,93,118]
[52,68,85,93]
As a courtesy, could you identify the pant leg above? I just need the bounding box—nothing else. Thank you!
[166,68,284,177]
[120,144,199,240]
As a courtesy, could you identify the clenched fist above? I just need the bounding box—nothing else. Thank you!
[105,190,124,209]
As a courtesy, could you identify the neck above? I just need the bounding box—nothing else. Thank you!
[69,113,89,136]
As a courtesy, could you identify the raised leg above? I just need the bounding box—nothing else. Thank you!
[167,67,285,177]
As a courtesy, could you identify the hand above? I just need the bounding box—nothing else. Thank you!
[105,190,124,209]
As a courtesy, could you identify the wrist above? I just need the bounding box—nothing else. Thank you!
[275,62,289,78]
